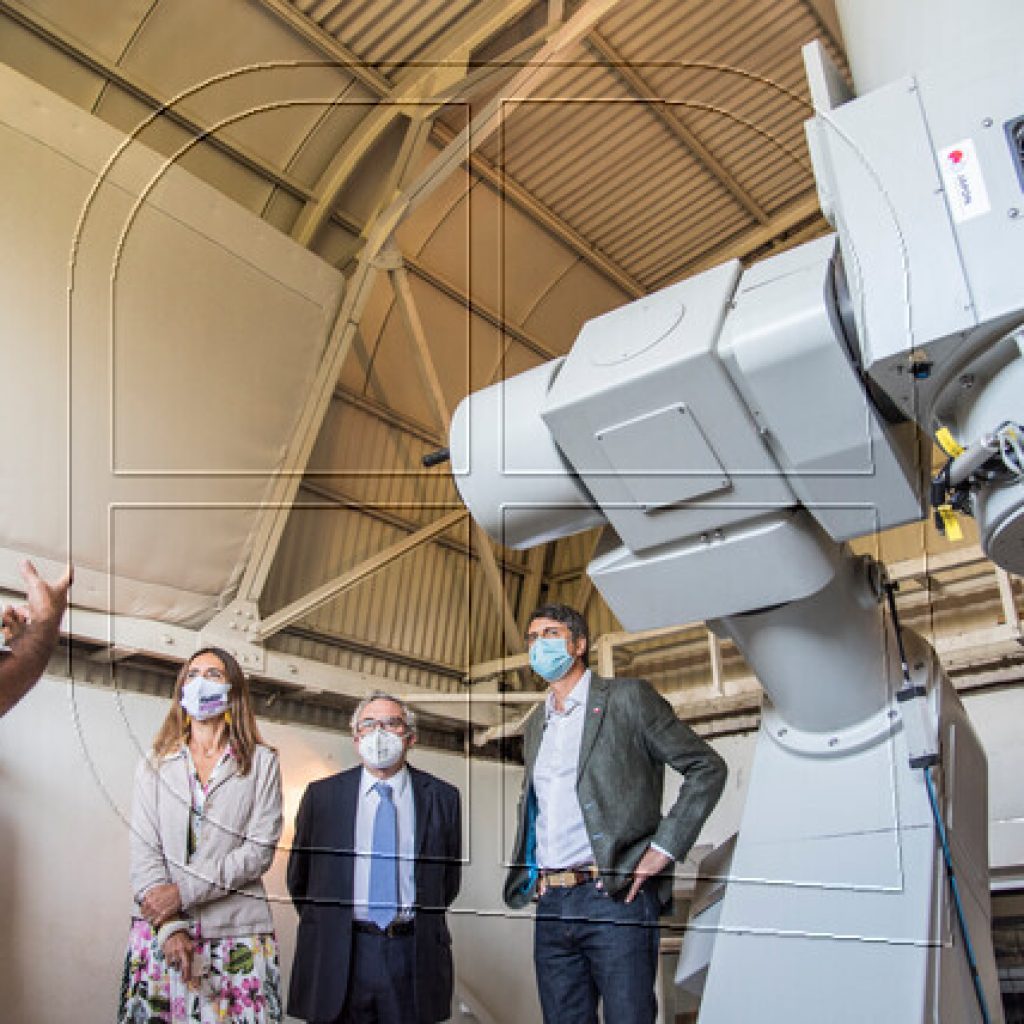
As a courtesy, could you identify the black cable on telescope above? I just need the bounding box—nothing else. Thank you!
[886,581,993,1024]
[884,581,912,685]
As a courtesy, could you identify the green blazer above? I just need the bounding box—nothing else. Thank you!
[503,673,727,911]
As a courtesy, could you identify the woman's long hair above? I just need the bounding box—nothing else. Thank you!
[151,646,270,775]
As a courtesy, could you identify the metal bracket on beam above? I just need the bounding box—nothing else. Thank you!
[372,246,405,271]
[200,599,267,672]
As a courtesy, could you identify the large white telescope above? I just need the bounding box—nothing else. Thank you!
[450,1,1024,1020]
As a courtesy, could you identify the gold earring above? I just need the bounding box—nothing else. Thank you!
[224,709,232,726]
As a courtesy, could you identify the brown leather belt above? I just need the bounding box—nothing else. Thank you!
[353,919,415,937]
[538,863,599,895]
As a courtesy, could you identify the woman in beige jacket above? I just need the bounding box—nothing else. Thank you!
[118,647,284,1024]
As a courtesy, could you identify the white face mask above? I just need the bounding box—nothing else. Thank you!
[181,676,231,721]
[358,728,406,771]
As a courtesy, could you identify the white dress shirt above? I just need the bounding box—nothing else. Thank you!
[353,765,416,922]
[533,671,596,869]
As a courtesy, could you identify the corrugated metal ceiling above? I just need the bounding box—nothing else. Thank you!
[3,0,1019,719]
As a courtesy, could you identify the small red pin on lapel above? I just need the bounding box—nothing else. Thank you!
[593,706,602,714]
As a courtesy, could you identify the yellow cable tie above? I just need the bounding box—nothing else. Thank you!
[935,427,965,458]
[937,504,963,541]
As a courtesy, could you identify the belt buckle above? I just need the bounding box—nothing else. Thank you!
[539,864,598,894]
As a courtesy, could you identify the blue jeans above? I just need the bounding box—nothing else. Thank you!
[534,881,660,1024]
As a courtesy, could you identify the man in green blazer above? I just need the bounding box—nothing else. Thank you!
[504,603,726,1024]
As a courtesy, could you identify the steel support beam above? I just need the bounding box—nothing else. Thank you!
[430,120,644,299]
[0,0,323,205]
[376,0,629,236]
[234,254,376,604]
[995,567,1022,638]
[389,260,455,433]
[517,546,550,632]
[237,0,629,614]
[258,0,643,297]
[405,254,558,362]
[299,480,527,579]
[662,191,825,283]
[587,29,769,224]
[798,0,847,65]
[708,631,725,697]
[0,588,500,726]
[572,530,604,615]
[257,507,466,640]
[389,259,526,656]
[256,0,391,95]
[290,0,540,246]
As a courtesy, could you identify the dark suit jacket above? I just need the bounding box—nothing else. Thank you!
[504,674,726,911]
[287,764,462,1024]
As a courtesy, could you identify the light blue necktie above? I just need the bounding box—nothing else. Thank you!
[368,781,398,928]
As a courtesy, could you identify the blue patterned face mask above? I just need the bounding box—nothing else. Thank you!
[529,637,575,682]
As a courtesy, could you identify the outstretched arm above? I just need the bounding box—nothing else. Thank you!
[0,561,73,718]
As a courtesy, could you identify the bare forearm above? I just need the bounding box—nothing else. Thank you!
[0,562,73,718]
[0,618,60,717]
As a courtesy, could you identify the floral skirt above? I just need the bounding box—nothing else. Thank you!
[118,918,283,1024]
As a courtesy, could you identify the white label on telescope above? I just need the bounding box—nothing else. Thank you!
[938,138,990,224]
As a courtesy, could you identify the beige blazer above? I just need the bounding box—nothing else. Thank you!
[129,743,282,939]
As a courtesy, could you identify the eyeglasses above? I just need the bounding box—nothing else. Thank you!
[186,666,226,682]
[356,716,409,736]
[525,625,570,644]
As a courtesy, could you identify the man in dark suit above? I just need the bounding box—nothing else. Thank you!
[287,690,461,1024]
[505,603,727,1024]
